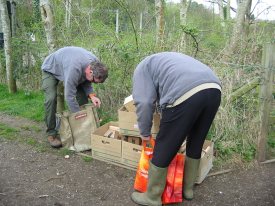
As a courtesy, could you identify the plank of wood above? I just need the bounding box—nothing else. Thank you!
[257,44,275,162]
[260,159,275,164]
[207,169,233,177]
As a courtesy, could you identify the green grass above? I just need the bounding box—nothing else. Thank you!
[0,122,76,155]
[0,84,44,121]
[82,156,93,162]
[58,147,75,156]
[0,123,46,150]
[26,137,38,146]
[0,123,19,140]
[21,125,42,132]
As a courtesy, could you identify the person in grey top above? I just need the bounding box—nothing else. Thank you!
[131,52,221,205]
[41,46,108,148]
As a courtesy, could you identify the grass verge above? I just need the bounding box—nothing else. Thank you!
[0,84,44,121]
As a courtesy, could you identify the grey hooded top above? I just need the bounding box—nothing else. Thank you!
[133,52,221,137]
[41,46,98,112]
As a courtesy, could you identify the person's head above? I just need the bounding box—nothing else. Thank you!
[86,61,108,83]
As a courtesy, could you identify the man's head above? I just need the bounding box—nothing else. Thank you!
[86,61,108,83]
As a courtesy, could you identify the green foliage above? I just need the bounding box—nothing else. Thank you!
[242,145,256,161]
[215,141,235,158]
[98,108,116,126]
[0,50,6,82]
[32,0,41,22]
[268,135,275,148]
[267,123,275,157]
[203,31,226,51]
[11,38,43,89]
[0,84,44,121]
[181,25,199,37]
[215,140,256,162]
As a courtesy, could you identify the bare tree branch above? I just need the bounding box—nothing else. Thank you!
[207,0,237,13]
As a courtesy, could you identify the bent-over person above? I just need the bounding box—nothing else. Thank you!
[41,46,108,148]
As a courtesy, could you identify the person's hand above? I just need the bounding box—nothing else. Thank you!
[90,96,101,108]
[141,135,150,141]
[141,136,153,147]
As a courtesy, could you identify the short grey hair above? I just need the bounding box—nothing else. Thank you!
[90,61,108,83]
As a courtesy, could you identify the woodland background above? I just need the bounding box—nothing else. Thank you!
[0,0,274,165]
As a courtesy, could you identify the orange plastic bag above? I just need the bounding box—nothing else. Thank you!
[134,139,155,192]
[134,138,184,204]
[162,153,184,204]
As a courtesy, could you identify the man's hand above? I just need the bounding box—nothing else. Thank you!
[141,136,154,147]
[90,96,101,108]
[141,135,150,141]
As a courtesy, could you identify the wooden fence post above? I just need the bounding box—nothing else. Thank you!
[257,43,275,162]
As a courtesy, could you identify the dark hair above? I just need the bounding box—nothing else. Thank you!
[90,61,108,83]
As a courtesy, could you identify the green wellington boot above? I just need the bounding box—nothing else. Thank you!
[183,156,200,200]
[131,162,168,206]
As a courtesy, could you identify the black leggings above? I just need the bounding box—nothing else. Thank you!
[151,89,221,168]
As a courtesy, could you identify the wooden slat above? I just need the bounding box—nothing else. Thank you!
[257,43,275,162]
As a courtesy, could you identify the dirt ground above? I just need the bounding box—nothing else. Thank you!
[0,113,274,206]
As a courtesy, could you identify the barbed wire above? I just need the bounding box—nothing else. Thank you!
[201,56,275,72]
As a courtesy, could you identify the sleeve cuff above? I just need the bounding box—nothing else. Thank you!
[89,93,96,98]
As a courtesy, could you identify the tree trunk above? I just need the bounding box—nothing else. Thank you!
[225,0,252,58]
[115,9,119,36]
[155,0,165,49]
[65,0,71,28]
[244,0,252,35]
[245,0,252,22]
[40,0,64,112]
[180,0,191,52]
[0,0,17,93]
[139,12,143,39]
[226,0,231,19]
[218,0,225,28]
[11,1,16,36]
[40,0,57,53]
